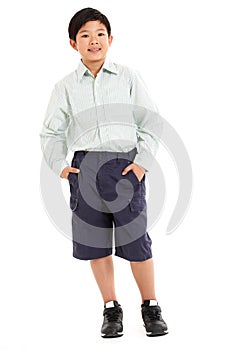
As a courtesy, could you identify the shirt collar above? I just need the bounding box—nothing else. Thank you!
[76,57,118,82]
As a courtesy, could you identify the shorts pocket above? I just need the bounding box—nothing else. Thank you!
[68,172,79,211]
[68,172,79,185]
[130,170,140,184]
[129,169,145,184]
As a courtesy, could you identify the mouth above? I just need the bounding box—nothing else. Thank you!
[88,48,101,53]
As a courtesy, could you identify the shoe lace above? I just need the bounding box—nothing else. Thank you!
[104,307,122,322]
[144,306,161,321]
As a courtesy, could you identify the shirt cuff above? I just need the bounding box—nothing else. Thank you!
[50,159,70,177]
[133,151,155,172]
[59,160,70,177]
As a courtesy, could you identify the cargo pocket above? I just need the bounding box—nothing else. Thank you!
[129,183,146,212]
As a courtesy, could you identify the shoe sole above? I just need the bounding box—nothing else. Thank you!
[146,331,168,337]
[101,333,123,338]
[144,325,168,337]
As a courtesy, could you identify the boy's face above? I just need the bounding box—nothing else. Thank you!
[70,20,113,66]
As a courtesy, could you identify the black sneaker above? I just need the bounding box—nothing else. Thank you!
[141,300,168,337]
[101,301,123,338]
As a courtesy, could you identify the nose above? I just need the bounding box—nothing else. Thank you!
[90,36,99,45]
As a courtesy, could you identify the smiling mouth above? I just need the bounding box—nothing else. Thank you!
[88,48,101,52]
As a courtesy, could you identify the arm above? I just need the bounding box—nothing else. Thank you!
[40,82,70,176]
[130,69,163,172]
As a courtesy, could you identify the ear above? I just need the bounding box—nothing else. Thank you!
[108,35,113,46]
[69,39,78,51]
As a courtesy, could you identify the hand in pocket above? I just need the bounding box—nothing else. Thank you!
[60,166,80,179]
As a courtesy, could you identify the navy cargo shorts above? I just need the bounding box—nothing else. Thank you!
[68,147,152,262]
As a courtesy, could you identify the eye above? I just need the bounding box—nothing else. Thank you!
[98,33,105,36]
[81,34,89,38]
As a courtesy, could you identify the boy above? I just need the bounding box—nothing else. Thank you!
[40,7,168,338]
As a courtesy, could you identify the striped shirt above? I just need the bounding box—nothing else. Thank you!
[40,57,162,176]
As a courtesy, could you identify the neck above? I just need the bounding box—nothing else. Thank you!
[81,58,106,78]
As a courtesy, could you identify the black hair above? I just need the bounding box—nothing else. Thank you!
[68,7,111,42]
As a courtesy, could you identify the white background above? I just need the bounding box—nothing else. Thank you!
[0,0,233,349]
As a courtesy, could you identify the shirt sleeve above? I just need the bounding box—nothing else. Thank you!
[40,82,70,176]
[130,69,163,172]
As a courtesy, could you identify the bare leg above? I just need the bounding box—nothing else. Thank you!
[130,258,156,303]
[90,255,117,304]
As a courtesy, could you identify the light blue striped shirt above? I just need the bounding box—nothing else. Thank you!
[40,57,162,176]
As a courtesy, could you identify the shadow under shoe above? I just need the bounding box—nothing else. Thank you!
[101,301,123,338]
